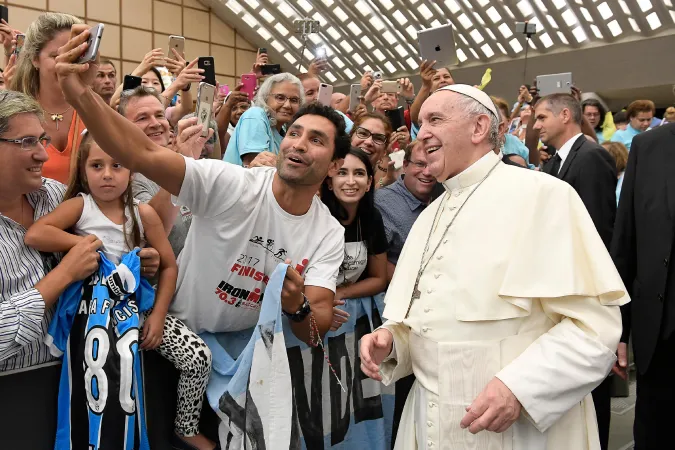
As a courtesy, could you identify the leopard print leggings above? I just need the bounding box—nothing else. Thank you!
[146,312,212,437]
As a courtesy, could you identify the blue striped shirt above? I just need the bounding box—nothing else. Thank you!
[0,178,65,372]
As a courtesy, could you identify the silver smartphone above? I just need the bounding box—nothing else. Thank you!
[168,35,185,57]
[418,23,457,67]
[317,83,333,107]
[196,82,215,137]
[348,84,360,112]
[78,23,104,64]
[381,80,400,94]
[536,73,573,97]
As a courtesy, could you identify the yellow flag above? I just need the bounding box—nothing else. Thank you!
[478,68,492,90]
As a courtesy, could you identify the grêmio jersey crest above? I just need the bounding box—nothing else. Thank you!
[45,249,155,450]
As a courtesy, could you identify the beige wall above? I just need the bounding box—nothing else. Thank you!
[3,0,259,89]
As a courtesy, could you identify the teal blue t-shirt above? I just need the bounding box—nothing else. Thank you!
[610,125,641,151]
[224,107,283,166]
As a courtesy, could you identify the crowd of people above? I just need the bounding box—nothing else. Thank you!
[0,10,674,450]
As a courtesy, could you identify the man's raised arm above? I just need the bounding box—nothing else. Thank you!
[56,25,186,196]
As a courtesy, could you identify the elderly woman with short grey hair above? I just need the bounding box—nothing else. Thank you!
[223,72,304,167]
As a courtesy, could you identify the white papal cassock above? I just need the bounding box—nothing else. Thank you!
[380,150,629,450]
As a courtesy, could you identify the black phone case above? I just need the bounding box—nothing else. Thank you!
[198,57,216,86]
[0,6,8,24]
[261,64,281,76]
[123,75,142,91]
[386,108,405,131]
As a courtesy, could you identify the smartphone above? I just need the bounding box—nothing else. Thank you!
[348,84,361,111]
[240,73,257,101]
[508,117,521,134]
[219,84,230,97]
[168,35,185,57]
[258,47,267,54]
[316,46,326,58]
[0,6,8,24]
[14,34,25,56]
[197,56,216,87]
[317,83,333,107]
[261,64,281,76]
[123,75,143,91]
[381,80,400,94]
[385,106,405,131]
[78,23,104,63]
[196,82,215,137]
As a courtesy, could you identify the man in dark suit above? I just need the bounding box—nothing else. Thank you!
[611,123,675,450]
[533,93,618,450]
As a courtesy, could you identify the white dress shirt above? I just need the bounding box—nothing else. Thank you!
[555,133,583,173]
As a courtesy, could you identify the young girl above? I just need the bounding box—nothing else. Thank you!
[321,148,388,331]
[25,134,215,450]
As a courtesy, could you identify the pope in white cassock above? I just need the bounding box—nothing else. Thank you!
[360,85,629,450]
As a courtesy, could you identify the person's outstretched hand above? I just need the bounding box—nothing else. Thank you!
[56,25,100,102]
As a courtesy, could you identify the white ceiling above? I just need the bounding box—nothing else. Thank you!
[215,0,675,86]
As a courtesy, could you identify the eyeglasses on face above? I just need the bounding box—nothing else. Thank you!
[0,135,51,150]
[355,127,387,146]
[407,160,427,170]
[271,93,301,105]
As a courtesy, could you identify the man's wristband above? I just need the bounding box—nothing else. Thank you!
[283,293,311,322]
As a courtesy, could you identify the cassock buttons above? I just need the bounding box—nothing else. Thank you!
[664,258,669,267]
[422,326,430,332]
[427,288,433,294]
[437,255,443,260]
[427,421,433,427]
[454,190,462,197]
[443,239,448,244]
[428,439,433,447]
[449,206,457,211]
[424,307,430,313]
[434,273,440,279]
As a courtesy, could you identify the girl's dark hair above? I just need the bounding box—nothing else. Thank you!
[321,147,379,254]
[65,132,142,250]
[147,67,166,93]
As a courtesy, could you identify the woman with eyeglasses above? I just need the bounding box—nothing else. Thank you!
[224,73,304,167]
[349,113,395,188]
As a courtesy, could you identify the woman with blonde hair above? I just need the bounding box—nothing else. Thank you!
[10,12,85,184]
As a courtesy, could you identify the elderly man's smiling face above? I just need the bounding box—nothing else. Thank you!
[416,91,494,182]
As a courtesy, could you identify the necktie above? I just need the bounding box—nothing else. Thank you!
[548,153,562,176]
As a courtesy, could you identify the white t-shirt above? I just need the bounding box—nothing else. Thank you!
[169,158,345,333]
[74,193,145,264]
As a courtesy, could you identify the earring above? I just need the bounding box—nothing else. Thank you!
[328,184,333,191]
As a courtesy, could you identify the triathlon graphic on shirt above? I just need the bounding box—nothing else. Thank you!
[214,233,308,311]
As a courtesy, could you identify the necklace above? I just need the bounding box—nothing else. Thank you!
[44,105,72,130]
[407,160,500,317]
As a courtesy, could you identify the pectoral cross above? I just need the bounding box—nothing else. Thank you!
[51,114,64,130]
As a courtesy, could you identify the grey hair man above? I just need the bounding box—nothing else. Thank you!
[360,85,628,449]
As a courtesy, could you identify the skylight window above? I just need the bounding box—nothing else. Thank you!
[547,15,559,29]
[618,1,631,15]
[379,0,394,10]
[456,48,467,62]
[309,34,321,44]
[297,0,313,13]
[469,48,479,59]
[259,8,275,23]
[481,43,494,58]
[303,49,314,60]
[284,53,296,64]
[445,0,460,14]
[430,19,442,28]
[334,7,348,22]
[557,31,569,44]
[470,29,484,44]
[326,27,341,40]
[552,0,566,9]
[607,20,622,36]
[580,8,593,22]
[348,22,363,36]
[370,16,385,30]
[539,32,553,48]
[419,4,434,20]
[242,14,258,27]
[321,0,334,6]
[561,9,578,26]
[256,27,271,40]
[628,17,640,32]
[362,36,374,48]
[572,26,587,42]
[277,2,294,18]
[393,11,408,25]
[517,0,533,16]
[271,40,284,52]
[344,68,356,79]
[406,25,417,39]
[486,7,501,23]
[274,23,289,36]
[373,49,386,61]
[597,2,613,20]
[353,54,365,65]
[355,0,368,15]
[591,25,603,39]
[509,38,523,52]
[646,11,661,29]
[226,0,242,14]
[496,43,506,54]
[325,72,337,83]
[637,0,652,13]
[332,56,345,68]
[382,31,397,44]
[339,41,353,53]
[406,57,419,70]
[498,22,513,38]
[384,61,396,73]
[288,36,303,48]
[395,44,408,57]
[457,13,472,29]
[244,0,259,8]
